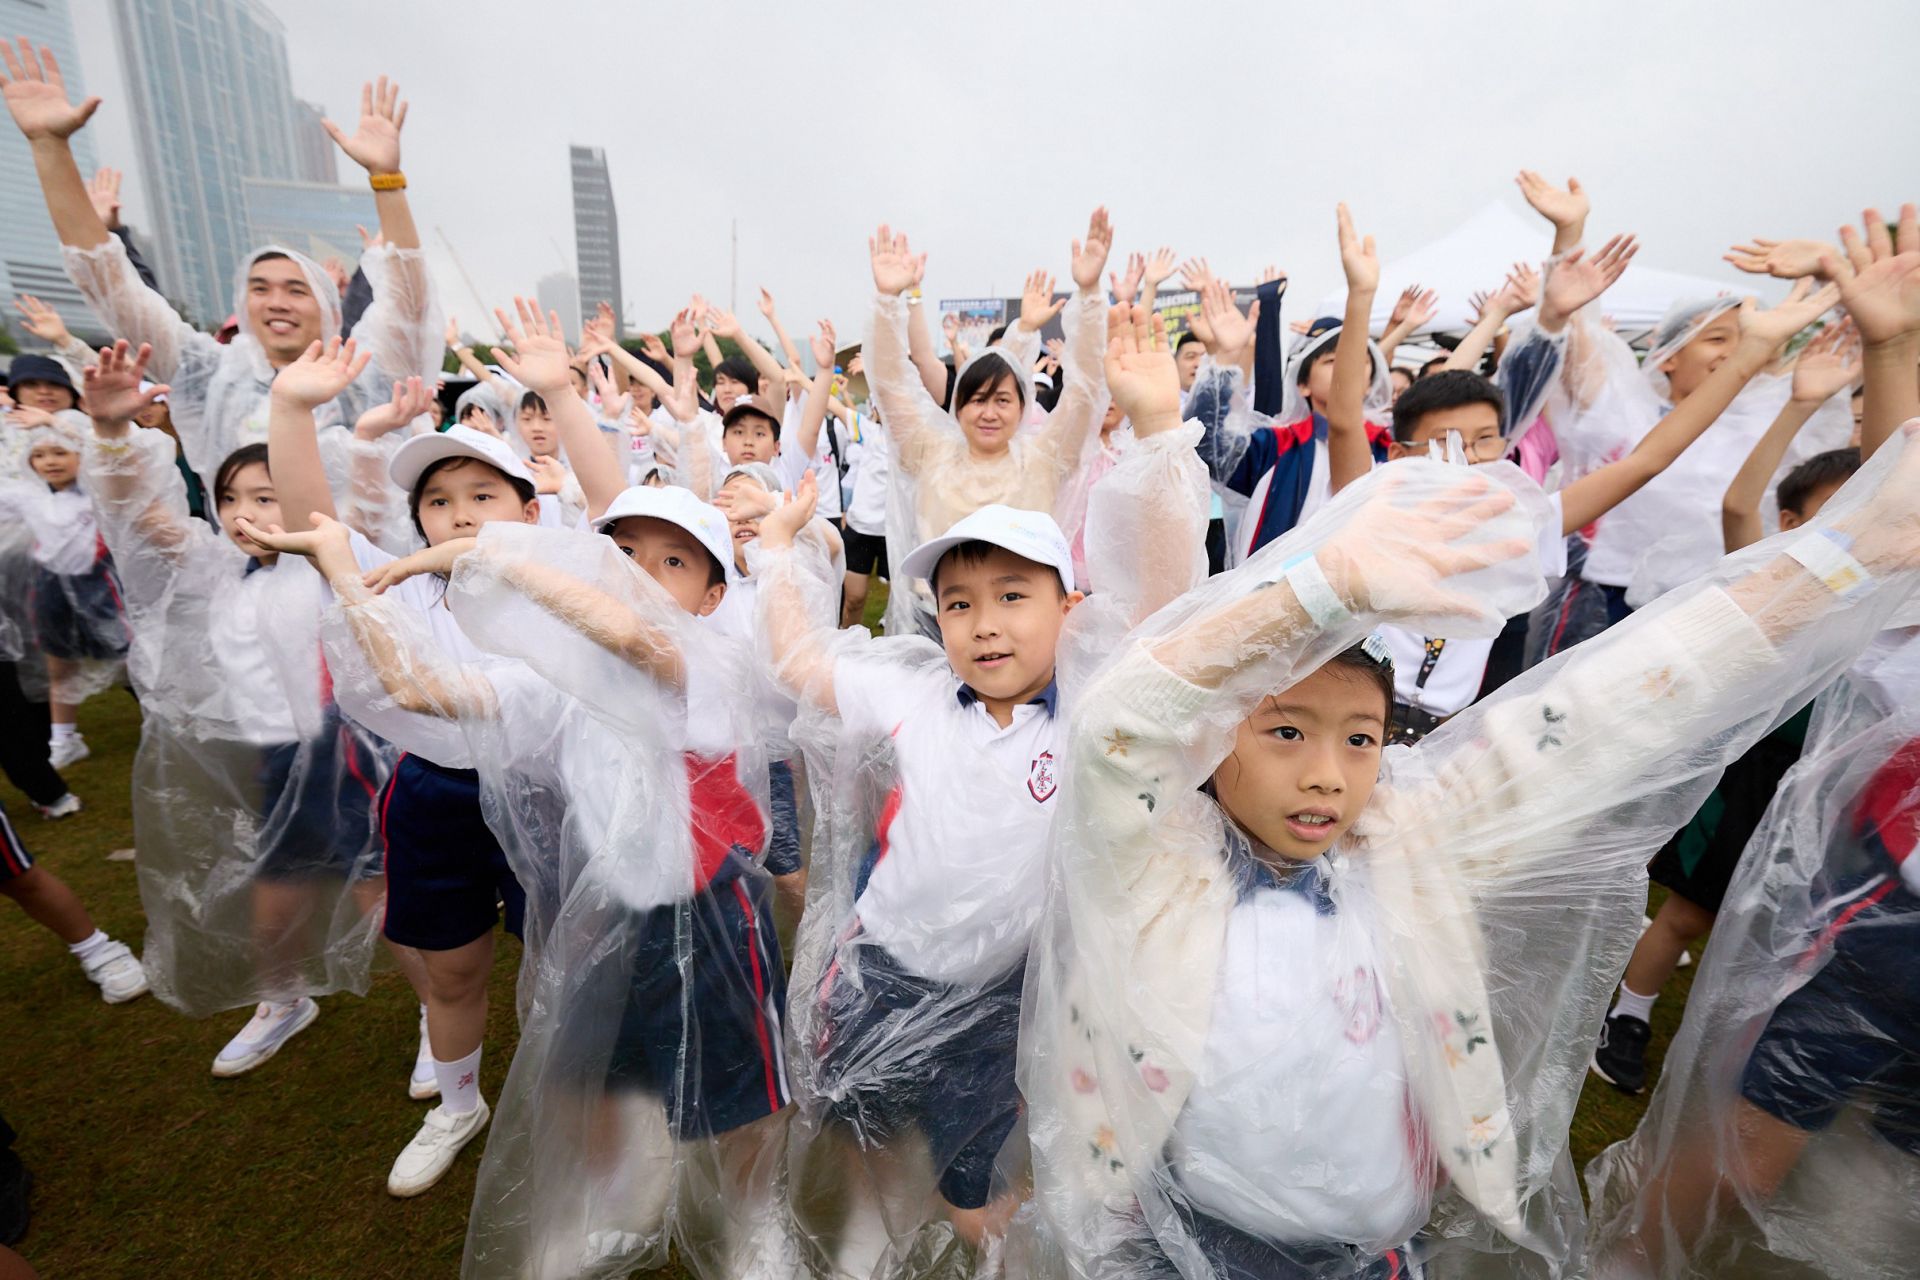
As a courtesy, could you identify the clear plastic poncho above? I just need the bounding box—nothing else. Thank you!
[1584,626,1920,1279]
[1020,431,1920,1279]
[752,424,1210,1277]
[865,291,1109,638]
[61,234,441,512]
[314,520,799,1279]
[82,426,390,1017]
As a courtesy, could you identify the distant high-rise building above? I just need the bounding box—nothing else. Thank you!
[290,100,339,186]
[536,272,582,346]
[243,179,376,268]
[111,0,307,324]
[0,0,103,341]
[569,145,622,335]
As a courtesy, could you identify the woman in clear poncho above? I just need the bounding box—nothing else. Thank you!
[76,341,424,1070]
[1019,422,1920,1279]
[863,213,1115,637]
[1531,294,1853,659]
[1585,626,1920,1280]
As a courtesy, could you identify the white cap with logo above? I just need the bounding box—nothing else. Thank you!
[592,483,737,582]
[899,504,1076,594]
[389,424,536,492]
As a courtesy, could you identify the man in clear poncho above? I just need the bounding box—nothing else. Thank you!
[0,43,441,518]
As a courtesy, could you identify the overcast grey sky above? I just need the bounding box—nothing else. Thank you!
[68,0,1920,342]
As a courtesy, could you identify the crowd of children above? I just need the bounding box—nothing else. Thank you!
[2,31,1919,1280]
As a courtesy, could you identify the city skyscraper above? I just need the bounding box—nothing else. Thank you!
[290,100,339,186]
[110,0,310,324]
[569,145,622,335]
[536,271,582,346]
[0,0,102,341]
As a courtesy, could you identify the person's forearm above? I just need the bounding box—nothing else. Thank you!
[1861,336,1920,461]
[335,587,480,717]
[765,309,806,372]
[1325,288,1377,495]
[1550,216,1584,257]
[1378,319,1414,369]
[29,138,110,250]
[495,560,683,686]
[1721,400,1816,552]
[1041,289,1110,469]
[794,369,831,461]
[1446,310,1511,373]
[733,328,787,391]
[372,187,420,251]
[1150,575,1320,690]
[700,330,723,371]
[451,344,497,386]
[752,539,840,712]
[548,382,623,517]
[904,296,949,402]
[266,397,341,531]
[87,413,132,442]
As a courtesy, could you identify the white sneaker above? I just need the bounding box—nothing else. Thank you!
[386,1099,489,1197]
[34,792,82,820]
[408,1009,438,1100]
[211,998,319,1077]
[79,939,149,1004]
[48,734,89,769]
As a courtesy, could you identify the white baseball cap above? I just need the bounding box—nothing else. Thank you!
[899,504,1076,594]
[389,424,536,492]
[591,483,736,582]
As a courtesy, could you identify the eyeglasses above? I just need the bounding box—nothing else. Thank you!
[1444,429,1509,463]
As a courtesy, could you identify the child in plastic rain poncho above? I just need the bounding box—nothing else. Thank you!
[0,51,442,506]
[1017,417,1920,1279]
[1583,624,1920,1280]
[76,341,430,1076]
[243,480,811,1280]
[862,214,1115,640]
[747,304,1210,1277]
[0,409,129,749]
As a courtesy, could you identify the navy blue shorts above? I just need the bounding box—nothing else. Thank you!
[255,722,384,881]
[378,753,524,952]
[1119,1205,1420,1280]
[765,759,801,878]
[0,800,34,884]
[1741,878,1920,1155]
[602,856,790,1139]
[29,559,128,662]
[816,941,1025,1210]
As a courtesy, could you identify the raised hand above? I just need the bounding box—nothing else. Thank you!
[13,293,69,345]
[445,315,463,348]
[322,76,406,175]
[942,310,962,344]
[1255,264,1288,287]
[1539,233,1638,328]
[755,469,818,551]
[354,375,433,438]
[668,308,700,362]
[81,340,167,423]
[1018,269,1065,332]
[1199,279,1259,357]
[1790,318,1863,404]
[1103,302,1182,436]
[491,297,575,394]
[757,287,778,320]
[1336,203,1378,292]
[1142,246,1178,288]
[1070,206,1114,291]
[638,331,669,363]
[1724,236,1834,280]
[1736,277,1843,354]
[1488,262,1540,318]
[867,225,925,296]
[1177,257,1214,293]
[706,307,744,340]
[87,167,121,229]
[809,319,837,369]
[235,512,351,562]
[1109,251,1145,304]
[1322,471,1532,623]
[1387,284,1424,329]
[713,479,780,522]
[524,454,567,496]
[272,337,372,409]
[592,300,617,339]
[0,38,100,141]
[1515,170,1589,233]
[1819,204,1920,347]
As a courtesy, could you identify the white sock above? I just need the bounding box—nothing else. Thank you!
[1612,984,1657,1023]
[68,929,111,963]
[435,1045,482,1115]
[50,723,76,740]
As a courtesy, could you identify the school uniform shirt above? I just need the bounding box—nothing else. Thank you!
[213,563,315,746]
[835,654,1064,986]
[776,399,843,520]
[841,414,890,539]
[1378,492,1568,719]
[0,483,101,575]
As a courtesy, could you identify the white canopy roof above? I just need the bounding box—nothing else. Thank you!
[1311,201,1749,345]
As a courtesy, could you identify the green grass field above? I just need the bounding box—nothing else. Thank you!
[0,650,1697,1278]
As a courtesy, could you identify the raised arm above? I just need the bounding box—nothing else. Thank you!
[1720,320,1861,552]
[749,471,841,713]
[756,288,807,372]
[1516,170,1589,257]
[266,338,372,532]
[1138,246,1177,315]
[344,374,434,548]
[493,297,623,518]
[1377,284,1437,370]
[862,225,949,476]
[707,306,787,395]
[1446,265,1536,373]
[1326,204,1380,495]
[1036,207,1116,476]
[788,320,838,466]
[80,340,172,510]
[1818,203,1920,459]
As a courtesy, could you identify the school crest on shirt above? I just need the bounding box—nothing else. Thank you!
[1028,751,1058,803]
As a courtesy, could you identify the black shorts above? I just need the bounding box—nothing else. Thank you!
[815,940,1025,1210]
[254,722,384,881]
[1741,878,1920,1155]
[29,560,128,662]
[1116,1204,1420,1280]
[0,800,34,883]
[843,526,889,580]
[378,753,525,951]
[603,858,789,1139]
[1649,707,1810,913]
[765,759,802,878]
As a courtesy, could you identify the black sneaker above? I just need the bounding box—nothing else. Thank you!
[1591,1014,1652,1095]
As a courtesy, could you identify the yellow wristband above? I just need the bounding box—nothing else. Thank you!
[369,171,407,192]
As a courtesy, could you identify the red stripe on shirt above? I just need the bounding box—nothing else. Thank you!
[732,879,783,1113]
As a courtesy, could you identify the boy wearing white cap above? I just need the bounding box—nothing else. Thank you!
[748,303,1209,1252]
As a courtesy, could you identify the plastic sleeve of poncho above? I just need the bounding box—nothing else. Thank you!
[865,291,960,481]
[1493,324,1566,449]
[351,243,444,387]
[1032,287,1112,486]
[1585,645,1920,1280]
[1187,359,1263,490]
[340,429,420,555]
[1022,438,1920,1277]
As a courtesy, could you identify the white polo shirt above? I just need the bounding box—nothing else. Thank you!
[1377,492,1566,720]
[776,398,843,519]
[835,652,1063,985]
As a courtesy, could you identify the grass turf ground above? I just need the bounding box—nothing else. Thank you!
[0,610,1696,1277]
